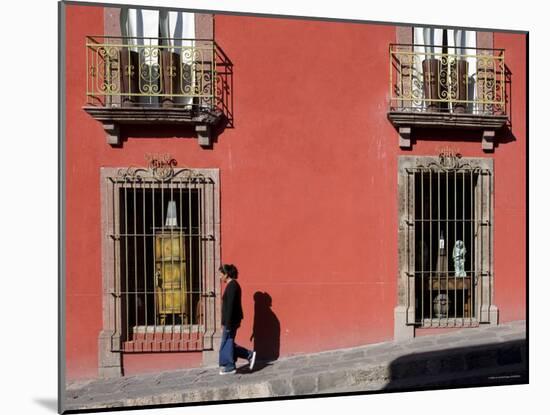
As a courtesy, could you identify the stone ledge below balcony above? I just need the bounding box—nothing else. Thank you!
[387,111,508,129]
[83,106,226,147]
[387,111,509,151]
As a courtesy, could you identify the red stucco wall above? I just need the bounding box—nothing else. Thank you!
[492,32,527,322]
[65,4,104,381]
[213,15,398,356]
[64,4,526,380]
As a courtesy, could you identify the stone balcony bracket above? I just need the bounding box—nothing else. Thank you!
[387,111,509,152]
[83,106,226,148]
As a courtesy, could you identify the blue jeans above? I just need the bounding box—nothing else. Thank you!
[219,326,252,370]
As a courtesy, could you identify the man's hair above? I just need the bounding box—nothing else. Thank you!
[219,264,239,279]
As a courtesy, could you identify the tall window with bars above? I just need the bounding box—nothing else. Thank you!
[100,162,220,353]
[398,154,496,329]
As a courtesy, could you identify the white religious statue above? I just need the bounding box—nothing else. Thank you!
[452,240,467,277]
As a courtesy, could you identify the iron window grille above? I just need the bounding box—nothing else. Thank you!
[398,154,495,328]
[101,162,219,352]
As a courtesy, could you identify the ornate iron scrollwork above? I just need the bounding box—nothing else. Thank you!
[416,146,479,172]
[116,154,212,183]
[389,44,506,115]
[436,147,462,170]
[117,153,177,182]
[145,153,177,181]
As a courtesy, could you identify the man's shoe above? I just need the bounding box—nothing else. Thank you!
[219,367,236,375]
[249,351,257,371]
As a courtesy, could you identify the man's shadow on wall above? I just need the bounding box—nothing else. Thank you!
[250,292,280,369]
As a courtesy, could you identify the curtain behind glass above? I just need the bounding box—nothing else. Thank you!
[412,28,477,112]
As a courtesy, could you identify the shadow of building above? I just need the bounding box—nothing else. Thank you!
[383,338,527,392]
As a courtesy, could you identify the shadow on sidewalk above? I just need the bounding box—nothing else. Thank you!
[236,361,274,374]
[382,338,527,392]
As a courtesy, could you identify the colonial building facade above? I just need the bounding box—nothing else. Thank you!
[63,3,526,380]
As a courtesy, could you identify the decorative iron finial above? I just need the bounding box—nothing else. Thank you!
[437,146,462,170]
[145,153,177,181]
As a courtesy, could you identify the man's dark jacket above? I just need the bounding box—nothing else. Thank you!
[221,279,244,329]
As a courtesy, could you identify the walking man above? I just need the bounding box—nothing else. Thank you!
[219,264,256,375]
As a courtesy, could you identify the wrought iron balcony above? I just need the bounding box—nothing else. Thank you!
[387,44,508,150]
[83,36,233,147]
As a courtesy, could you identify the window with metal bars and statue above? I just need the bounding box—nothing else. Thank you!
[401,152,494,328]
[103,158,219,352]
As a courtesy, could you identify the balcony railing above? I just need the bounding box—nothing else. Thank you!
[389,44,506,115]
[85,36,231,113]
[84,36,233,146]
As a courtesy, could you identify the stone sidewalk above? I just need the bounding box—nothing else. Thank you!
[64,320,526,412]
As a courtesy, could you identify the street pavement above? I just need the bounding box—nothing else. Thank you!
[64,320,526,412]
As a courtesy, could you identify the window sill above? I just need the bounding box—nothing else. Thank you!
[122,329,205,352]
[418,318,480,328]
